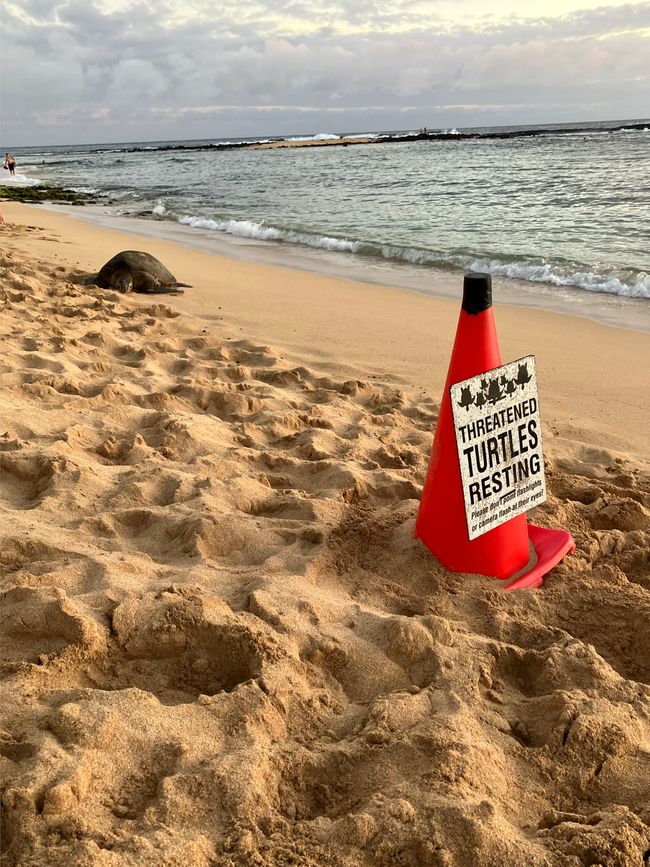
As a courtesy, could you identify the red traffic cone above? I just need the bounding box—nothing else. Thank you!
[415,273,574,589]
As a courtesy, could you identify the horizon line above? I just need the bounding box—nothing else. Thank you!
[3,116,649,151]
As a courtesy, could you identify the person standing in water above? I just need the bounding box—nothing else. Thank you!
[4,154,16,175]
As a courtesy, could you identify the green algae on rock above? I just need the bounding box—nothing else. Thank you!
[0,185,97,205]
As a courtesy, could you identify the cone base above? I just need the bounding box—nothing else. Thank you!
[500,524,575,591]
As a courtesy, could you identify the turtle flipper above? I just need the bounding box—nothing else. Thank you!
[138,275,185,294]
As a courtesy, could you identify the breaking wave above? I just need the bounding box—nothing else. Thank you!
[156,205,358,252]
[0,172,43,186]
[456,258,649,299]
[286,133,341,142]
[150,201,649,299]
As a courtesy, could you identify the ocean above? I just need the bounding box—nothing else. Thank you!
[5,119,650,326]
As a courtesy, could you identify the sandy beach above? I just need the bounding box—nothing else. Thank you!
[1,201,649,866]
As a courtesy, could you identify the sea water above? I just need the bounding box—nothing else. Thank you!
[5,120,650,325]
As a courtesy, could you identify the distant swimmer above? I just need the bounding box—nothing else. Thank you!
[3,153,16,175]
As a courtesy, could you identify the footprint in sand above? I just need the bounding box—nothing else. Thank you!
[84,589,287,703]
[0,453,62,509]
[0,586,103,664]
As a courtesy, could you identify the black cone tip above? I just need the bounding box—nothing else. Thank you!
[462,272,492,315]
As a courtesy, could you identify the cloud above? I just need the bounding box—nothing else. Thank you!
[1,0,648,144]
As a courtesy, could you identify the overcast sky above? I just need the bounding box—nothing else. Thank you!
[1,0,648,146]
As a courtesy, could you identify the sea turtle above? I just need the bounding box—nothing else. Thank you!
[96,251,191,294]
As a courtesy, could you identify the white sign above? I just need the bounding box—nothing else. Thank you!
[450,355,547,540]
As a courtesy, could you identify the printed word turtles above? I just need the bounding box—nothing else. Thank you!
[96,251,191,294]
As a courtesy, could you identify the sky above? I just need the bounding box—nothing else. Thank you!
[1,0,648,146]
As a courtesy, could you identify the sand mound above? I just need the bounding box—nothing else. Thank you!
[1,223,649,866]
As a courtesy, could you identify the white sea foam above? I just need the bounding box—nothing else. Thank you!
[208,138,272,146]
[371,243,650,298]
[286,133,341,142]
[152,201,358,251]
[1,172,43,186]
[457,258,650,299]
[178,214,359,251]
[150,201,649,300]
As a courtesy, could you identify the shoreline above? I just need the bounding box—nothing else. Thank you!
[30,201,650,336]
[3,199,649,461]
[4,117,649,330]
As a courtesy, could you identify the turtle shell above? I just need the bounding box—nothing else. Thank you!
[97,251,179,288]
